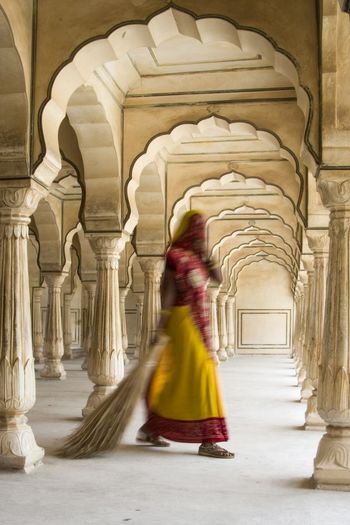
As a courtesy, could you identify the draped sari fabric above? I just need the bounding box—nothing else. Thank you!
[143,212,229,443]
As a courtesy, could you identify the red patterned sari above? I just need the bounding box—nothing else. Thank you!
[143,215,229,443]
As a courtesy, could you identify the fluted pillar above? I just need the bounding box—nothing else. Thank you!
[82,235,124,417]
[32,287,44,363]
[226,295,236,357]
[81,281,96,371]
[138,257,163,358]
[217,293,228,361]
[304,231,329,430]
[292,285,302,362]
[207,286,220,355]
[295,272,307,376]
[40,273,67,380]
[63,294,73,360]
[0,186,45,472]
[134,292,144,359]
[313,173,350,490]
[300,258,315,401]
[120,287,129,364]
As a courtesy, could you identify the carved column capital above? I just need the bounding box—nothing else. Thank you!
[306,230,330,255]
[317,171,350,211]
[138,256,164,277]
[119,287,129,302]
[82,281,97,296]
[43,272,67,289]
[207,286,220,302]
[301,254,315,273]
[87,233,126,270]
[217,293,228,307]
[0,183,47,220]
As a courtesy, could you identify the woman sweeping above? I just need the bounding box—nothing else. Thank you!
[137,210,234,458]
[58,210,233,459]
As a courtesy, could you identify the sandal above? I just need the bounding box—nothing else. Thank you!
[198,443,235,459]
[136,430,170,447]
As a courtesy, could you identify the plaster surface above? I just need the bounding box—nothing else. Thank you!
[0,356,349,525]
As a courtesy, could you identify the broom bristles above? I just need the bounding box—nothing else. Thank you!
[56,336,168,459]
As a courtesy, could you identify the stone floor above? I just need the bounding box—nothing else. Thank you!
[1,355,350,525]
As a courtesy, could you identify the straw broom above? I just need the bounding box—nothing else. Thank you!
[57,335,169,459]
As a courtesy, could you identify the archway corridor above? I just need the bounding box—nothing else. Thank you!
[2,0,350,503]
[0,355,349,525]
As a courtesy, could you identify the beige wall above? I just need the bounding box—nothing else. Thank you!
[235,260,293,354]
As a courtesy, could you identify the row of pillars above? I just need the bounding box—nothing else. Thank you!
[2,173,350,490]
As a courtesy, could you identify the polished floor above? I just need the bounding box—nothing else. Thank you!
[1,355,349,525]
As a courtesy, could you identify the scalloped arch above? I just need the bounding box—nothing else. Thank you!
[229,253,295,295]
[169,169,299,239]
[34,7,315,195]
[221,238,296,275]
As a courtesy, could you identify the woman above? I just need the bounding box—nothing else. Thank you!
[137,210,234,458]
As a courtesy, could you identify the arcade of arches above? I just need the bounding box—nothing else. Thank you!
[1,0,350,499]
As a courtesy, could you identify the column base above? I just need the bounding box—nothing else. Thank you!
[226,346,235,358]
[218,348,228,361]
[304,395,325,430]
[82,385,117,417]
[33,351,44,364]
[81,354,88,370]
[0,416,44,473]
[298,367,306,386]
[300,378,313,402]
[40,359,66,380]
[63,346,73,360]
[314,426,350,491]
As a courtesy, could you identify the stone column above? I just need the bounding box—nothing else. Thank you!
[300,257,315,401]
[138,257,163,358]
[63,294,73,360]
[207,286,220,355]
[0,186,45,472]
[82,236,124,417]
[40,273,67,380]
[217,293,228,361]
[295,272,307,377]
[292,285,302,362]
[313,173,350,489]
[119,287,129,364]
[304,231,329,430]
[134,292,144,359]
[32,287,44,363]
[81,281,96,371]
[226,295,236,357]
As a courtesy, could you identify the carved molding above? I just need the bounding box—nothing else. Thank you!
[217,294,228,361]
[138,257,164,358]
[0,205,45,469]
[0,186,46,218]
[40,272,67,380]
[226,296,235,357]
[315,427,350,471]
[83,238,124,414]
[317,205,350,428]
[317,176,350,209]
[306,230,330,253]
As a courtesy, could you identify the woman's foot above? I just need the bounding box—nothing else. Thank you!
[198,442,235,459]
[136,429,170,447]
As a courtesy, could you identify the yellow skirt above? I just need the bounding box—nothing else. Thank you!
[144,306,228,443]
